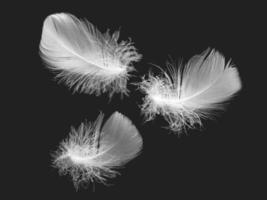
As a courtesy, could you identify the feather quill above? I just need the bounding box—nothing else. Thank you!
[39,13,141,97]
[53,112,143,189]
[139,49,242,132]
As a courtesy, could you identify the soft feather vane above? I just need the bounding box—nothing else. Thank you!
[53,112,143,189]
[40,13,141,97]
[139,49,242,132]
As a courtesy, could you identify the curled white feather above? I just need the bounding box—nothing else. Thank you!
[139,49,242,132]
[40,13,141,97]
[53,112,143,189]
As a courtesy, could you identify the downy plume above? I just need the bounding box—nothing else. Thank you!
[53,112,143,189]
[40,13,141,97]
[139,49,242,133]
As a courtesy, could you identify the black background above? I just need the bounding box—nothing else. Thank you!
[12,1,260,199]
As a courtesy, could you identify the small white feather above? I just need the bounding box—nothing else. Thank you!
[40,13,141,97]
[53,112,142,189]
[139,49,242,132]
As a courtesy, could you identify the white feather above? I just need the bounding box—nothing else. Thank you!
[139,49,242,132]
[53,112,143,189]
[39,13,141,97]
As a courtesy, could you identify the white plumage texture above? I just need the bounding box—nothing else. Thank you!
[40,13,141,97]
[139,49,242,132]
[53,112,143,189]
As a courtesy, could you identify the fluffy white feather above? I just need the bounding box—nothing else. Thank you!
[139,49,242,132]
[53,112,143,189]
[40,13,141,97]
